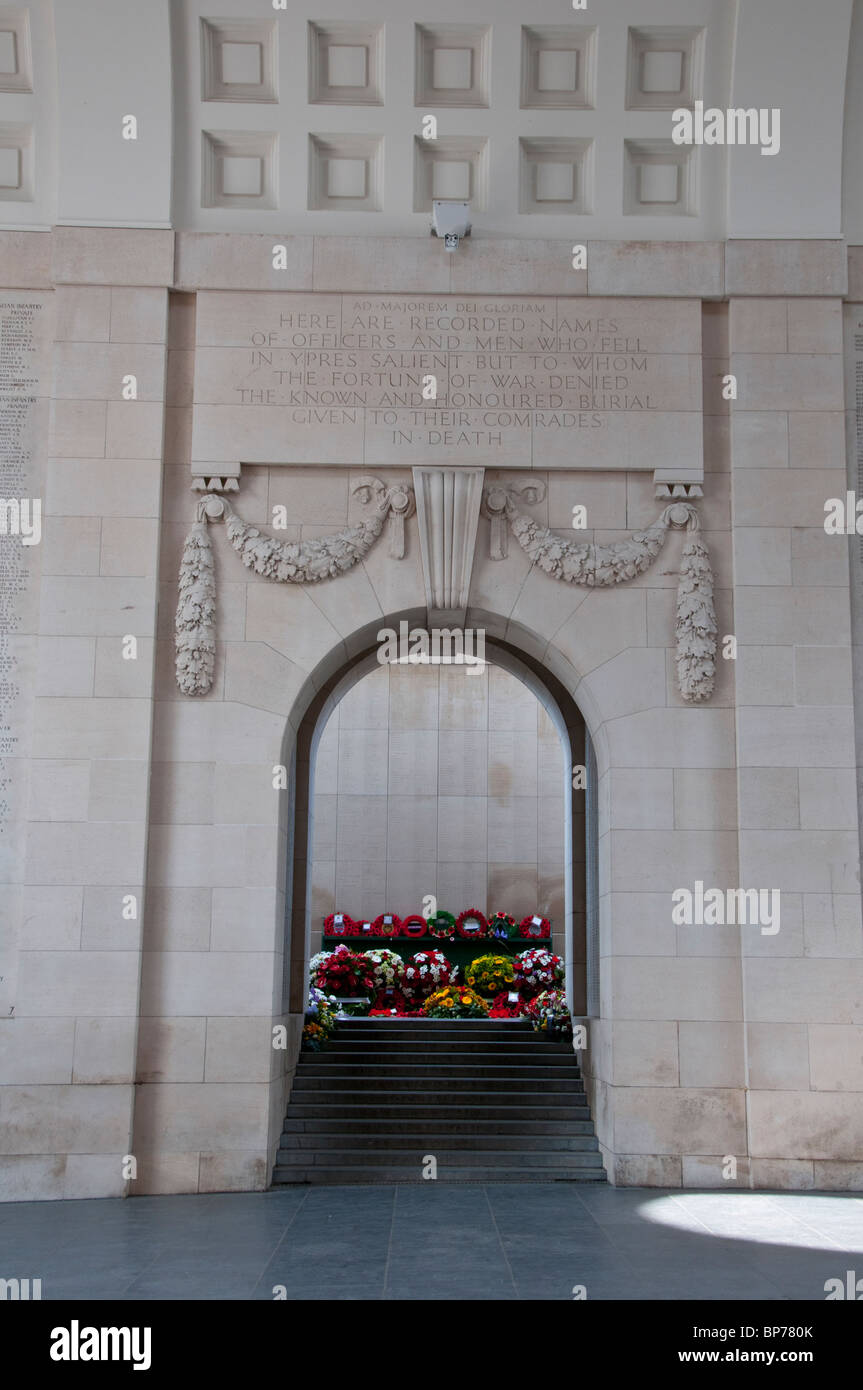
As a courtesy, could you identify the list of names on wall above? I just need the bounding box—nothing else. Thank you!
[0,295,47,1017]
[845,305,863,866]
[192,294,703,473]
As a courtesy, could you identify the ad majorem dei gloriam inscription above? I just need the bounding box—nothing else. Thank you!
[192,294,703,476]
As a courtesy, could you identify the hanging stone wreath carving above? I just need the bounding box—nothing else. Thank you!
[482,484,716,704]
[175,477,414,696]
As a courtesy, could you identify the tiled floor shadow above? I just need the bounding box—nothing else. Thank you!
[2,1186,861,1302]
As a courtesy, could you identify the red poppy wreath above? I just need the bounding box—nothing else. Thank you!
[324,912,356,937]
[456,908,488,939]
[400,914,427,939]
[518,914,551,939]
[373,913,402,937]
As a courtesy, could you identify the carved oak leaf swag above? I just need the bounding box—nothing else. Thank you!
[485,489,717,704]
[175,477,413,696]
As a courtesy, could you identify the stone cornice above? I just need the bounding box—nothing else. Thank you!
[0,228,857,299]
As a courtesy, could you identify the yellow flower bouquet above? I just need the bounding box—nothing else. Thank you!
[465,953,515,996]
[423,984,488,1018]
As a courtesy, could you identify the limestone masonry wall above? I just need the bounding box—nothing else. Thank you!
[0,228,861,1197]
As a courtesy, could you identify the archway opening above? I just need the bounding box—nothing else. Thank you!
[283,632,596,1021]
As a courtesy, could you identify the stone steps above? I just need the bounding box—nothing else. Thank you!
[278,1132,600,1152]
[297,1062,582,1079]
[281,1116,597,1136]
[272,1018,606,1185]
[322,1041,576,1055]
[293,1073,584,1092]
[276,1148,603,1170]
[285,1100,589,1122]
[272,1164,607,1185]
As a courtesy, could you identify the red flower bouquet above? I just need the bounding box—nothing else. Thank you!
[527,988,572,1036]
[313,943,375,995]
[513,948,564,994]
[488,990,529,1019]
[455,907,488,939]
[518,914,551,940]
[369,985,416,1016]
[402,949,455,999]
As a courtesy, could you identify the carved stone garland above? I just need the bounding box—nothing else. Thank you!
[176,472,716,704]
[175,477,414,696]
[483,485,716,704]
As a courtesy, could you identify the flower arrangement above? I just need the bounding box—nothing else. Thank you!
[455,907,488,938]
[312,943,375,996]
[373,913,401,937]
[334,998,372,1017]
[488,990,529,1019]
[514,948,564,995]
[527,988,572,1036]
[401,914,427,938]
[309,949,336,979]
[303,986,338,1050]
[423,985,488,1019]
[518,914,551,940]
[488,911,517,941]
[465,953,515,996]
[324,912,356,937]
[363,947,406,991]
[427,910,456,939]
[369,986,416,1016]
[402,949,455,999]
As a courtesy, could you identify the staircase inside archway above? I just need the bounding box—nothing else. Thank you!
[273,1017,606,1184]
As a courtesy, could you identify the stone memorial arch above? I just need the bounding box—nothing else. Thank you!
[3,236,862,1198]
[6,243,863,1196]
[141,282,725,1190]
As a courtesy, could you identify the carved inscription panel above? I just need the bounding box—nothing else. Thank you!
[192,294,703,476]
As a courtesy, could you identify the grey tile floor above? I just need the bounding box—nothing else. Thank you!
[2,1185,862,1300]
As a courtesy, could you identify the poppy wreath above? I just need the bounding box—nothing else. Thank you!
[465,953,516,996]
[363,948,406,991]
[488,990,529,1019]
[455,907,488,939]
[513,948,564,995]
[427,910,456,940]
[488,911,517,941]
[324,912,356,937]
[369,985,416,1016]
[423,984,488,1019]
[518,914,551,940]
[313,943,375,996]
[401,913,427,939]
[402,949,454,999]
[373,913,401,937]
